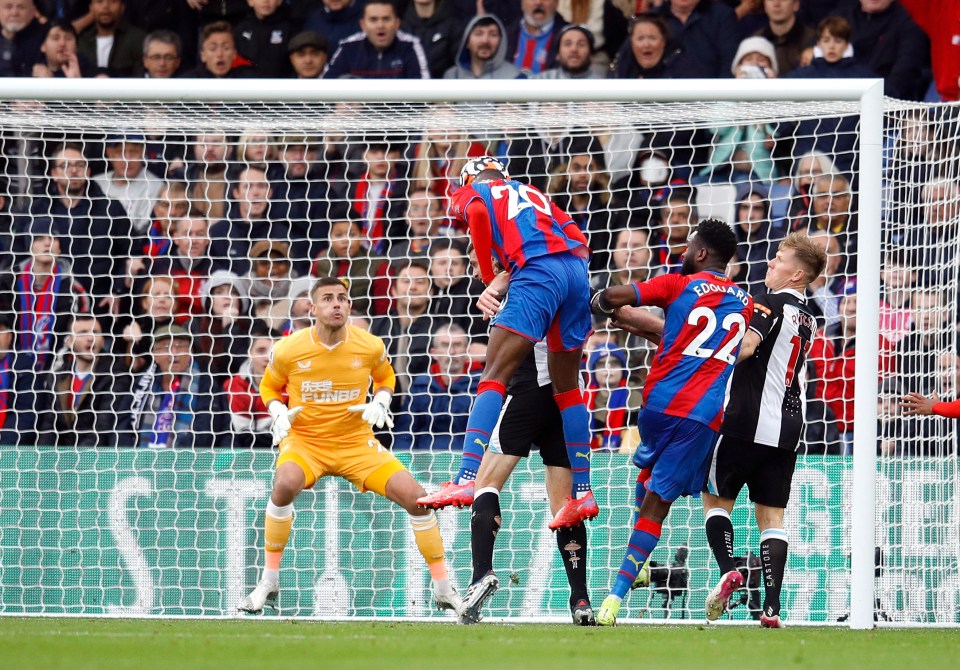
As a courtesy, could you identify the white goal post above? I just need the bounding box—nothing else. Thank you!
[0,77,924,629]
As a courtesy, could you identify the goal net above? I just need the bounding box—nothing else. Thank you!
[0,80,954,625]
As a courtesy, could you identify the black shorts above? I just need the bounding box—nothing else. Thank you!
[489,384,569,468]
[706,434,798,508]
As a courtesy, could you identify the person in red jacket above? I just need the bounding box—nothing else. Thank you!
[224,324,276,448]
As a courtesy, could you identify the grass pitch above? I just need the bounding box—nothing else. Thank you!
[2,618,958,670]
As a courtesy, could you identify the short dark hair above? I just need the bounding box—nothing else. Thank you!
[693,218,738,265]
[394,257,431,276]
[310,276,349,299]
[629,13,669,42]
[47,20,77,39]
[363,0,397,18]
[201,21,233,46]
[818,16,852,42]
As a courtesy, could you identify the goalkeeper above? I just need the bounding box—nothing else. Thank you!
[239,277,461,616]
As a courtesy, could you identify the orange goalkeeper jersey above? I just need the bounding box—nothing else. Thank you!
[260,325,396,445]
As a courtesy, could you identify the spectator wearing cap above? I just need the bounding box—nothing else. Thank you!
[0,217,91,372]
[113,323,229,448]
[444,14,520,79]
[208,164,289,277]
[753,0,817,76]
[180,21,255,78]
[505,0,568,75]
[311,218,385,317]
[195,270,251,387]
[93,134,164,234]
[142,30,182,78]
[234,0,297,77]
[401,0,462,79]
[304,0,366,52]
[223,322,274,448]
[32,20,95,78]
[653,0,740,78]
[77,0,146,76]
[838,0,930,101]
[19,142,133,315]
[0,0,48,77]
[533,23,603,79]
[322,0,430,79]
[288,31,327,78]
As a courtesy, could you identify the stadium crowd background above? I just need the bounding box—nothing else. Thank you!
[0,0,957,456]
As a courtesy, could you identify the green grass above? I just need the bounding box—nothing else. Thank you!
[2,618,959,670]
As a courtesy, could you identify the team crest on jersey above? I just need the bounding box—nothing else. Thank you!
[352,356,363,369]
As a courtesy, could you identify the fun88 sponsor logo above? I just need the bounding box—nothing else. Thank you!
[301,380,362,403]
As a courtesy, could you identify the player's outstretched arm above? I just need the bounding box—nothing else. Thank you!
[591,285,640,316]
[900,392,960,418]
[610,306,664,344]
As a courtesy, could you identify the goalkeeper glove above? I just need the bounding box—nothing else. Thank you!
[268,401,303,446]
[348,390,394,429]
[590,289,614,316]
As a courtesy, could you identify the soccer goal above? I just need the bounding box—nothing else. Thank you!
[0,78,954,628]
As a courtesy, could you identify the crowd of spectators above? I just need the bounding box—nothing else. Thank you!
[0,1,957,456]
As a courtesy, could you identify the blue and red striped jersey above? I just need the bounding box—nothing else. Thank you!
[635,271,754,430]
[450,180,588,276]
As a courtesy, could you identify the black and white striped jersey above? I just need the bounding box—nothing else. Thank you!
[720,289,817,450]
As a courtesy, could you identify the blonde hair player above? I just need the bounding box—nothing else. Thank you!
[238,276,462,616]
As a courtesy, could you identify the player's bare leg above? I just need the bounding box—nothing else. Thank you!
[545,465,594,625]
[239,462,305,613]
[460,452,519,624]
[384,470,462,615]
[702,493,744,621]
[755,503,788,628]
[417,328,533,509]
[598,493,672,626]
[546,347,599,529]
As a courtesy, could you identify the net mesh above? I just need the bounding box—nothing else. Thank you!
[0,94,957,624]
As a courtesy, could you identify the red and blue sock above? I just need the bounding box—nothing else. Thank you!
[456,380,506,484]
[612,517,662,599]
[633,469,651,526]
[555,389,592,496]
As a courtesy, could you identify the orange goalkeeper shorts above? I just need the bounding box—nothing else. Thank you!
[276,435,406,496]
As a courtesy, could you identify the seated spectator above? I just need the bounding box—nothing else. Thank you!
[0,218,90,371]
[311,218,384,316]
[77,0,145,76]
[131,180,189,271]
[898,287,953,397]
[781,150,836,226]
[1,0,51,77]
[653,0,740,78]
[35,314,116,447]
[113,324,229,448]
[610,13,681,79]
[93,134,163,234]
[428,239,485,339]
[409,113,487,203]
[209,164,289,276]
[371,258,437,392]
[246,240,295,306]
[283,276,313,334]
[288,31,328,78]
[347,139,407,253]
[731,184,776,295]
[651,187,698,274]
[389,188,445,260]
[402,0,461,79]
[879,250,916,346]
[444,14,520,80]
[806,229,847,334]
[548,144,614,271]
[395,322,479,450]
[839,0,930,101]
[0,314,35,445]
[223,324,274,448]
[196,270,251,386]
[237,130,274,166]
[185,133,232,220]
[153,213,214,319]
[234,0,296,77]
[593,227,656,287]
[142,30,182,78]
[585,343,632,452]
[122,274,182,371]
[506,0,568,75]
[805,173,856,252]
[32,20,94,78]
[181,21,254,78]
[323,0,429,79]
[304,0,365,51]
[754,0,817,76]
[533,23,604,79]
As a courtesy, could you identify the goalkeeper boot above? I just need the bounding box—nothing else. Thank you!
[760,614,785,629]
[433,582,463,616]
[596,596,621,627]
[458,572,499,625]
[705,570,745,622]
[630,557,652,590]
[417,481,475,509]
[238,579,279,614]
[548,491,600,530]
[571,598,597,626]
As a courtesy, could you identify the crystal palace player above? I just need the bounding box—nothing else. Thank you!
[417,157,597,530]
[590,219,753,626]
[701,233,826,629]
[239,277,461,616]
